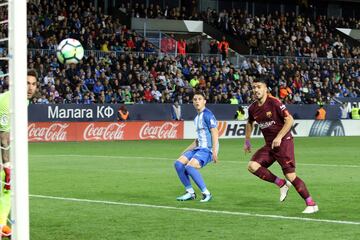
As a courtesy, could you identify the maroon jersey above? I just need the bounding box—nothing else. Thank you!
[248,95,292,144]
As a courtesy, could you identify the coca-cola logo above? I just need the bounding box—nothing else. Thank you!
[84,123,125,141]
[139,122,179,139]
[28,123,68,141]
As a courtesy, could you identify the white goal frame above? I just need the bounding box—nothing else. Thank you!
[9,0,29,239]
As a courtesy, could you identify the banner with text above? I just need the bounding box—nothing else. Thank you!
[184,120,360,139]
[28,121,184,142]
[28,120,360,142]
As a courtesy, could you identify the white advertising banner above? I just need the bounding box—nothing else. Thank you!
[339,120,360,136]
[184,120,360,139]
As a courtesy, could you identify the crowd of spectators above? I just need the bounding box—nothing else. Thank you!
[0,0,359,106]
[209,10,360,58]
[122,2,360,58]
[21,50,360,106]
[26,0,157,54]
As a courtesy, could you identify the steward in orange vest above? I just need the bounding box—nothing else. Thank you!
[315,105,326,120]
[118,105,129,121]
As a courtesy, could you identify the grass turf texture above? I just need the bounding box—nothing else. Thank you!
[29,137,360,240]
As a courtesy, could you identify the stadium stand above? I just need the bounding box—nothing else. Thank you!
[0,0,359,105]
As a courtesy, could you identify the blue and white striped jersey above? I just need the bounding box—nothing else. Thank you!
[194,108,218,152]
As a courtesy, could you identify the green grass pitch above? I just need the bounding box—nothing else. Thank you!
[29,137,360,240]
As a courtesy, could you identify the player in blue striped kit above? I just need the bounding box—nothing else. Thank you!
[174,91,219,202]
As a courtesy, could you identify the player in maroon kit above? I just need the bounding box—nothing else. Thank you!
[244,78,319,214]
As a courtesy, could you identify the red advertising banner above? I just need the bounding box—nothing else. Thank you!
[28,121,184,142]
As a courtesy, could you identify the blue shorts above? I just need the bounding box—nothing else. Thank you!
[183,148,213,168]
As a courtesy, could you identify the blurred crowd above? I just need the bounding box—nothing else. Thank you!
[25,0,156,53]
[0,0,358,105]
[206,9,360,58]
[20,51,359,105]
[122,2,360,58]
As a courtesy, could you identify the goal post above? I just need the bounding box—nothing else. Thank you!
[9,0,29,239]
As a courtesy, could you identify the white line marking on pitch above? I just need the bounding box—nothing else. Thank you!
[32,154,360,168]
[30,194,360,226]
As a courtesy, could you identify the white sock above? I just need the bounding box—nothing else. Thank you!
[186,188,195,194]
[202,189,210,195]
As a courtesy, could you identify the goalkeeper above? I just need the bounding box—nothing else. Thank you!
[0,69,38,237]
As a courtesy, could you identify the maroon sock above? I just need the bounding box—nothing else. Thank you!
[253,167,277,184]
[291,177,311,201]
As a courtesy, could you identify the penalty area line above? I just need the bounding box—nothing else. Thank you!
[29,194,360,226]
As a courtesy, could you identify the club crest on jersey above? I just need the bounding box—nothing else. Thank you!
[266,111,272,118]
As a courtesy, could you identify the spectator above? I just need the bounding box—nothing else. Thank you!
[151,85,162,103]
[171,101,182,120]
[209,40,218,54]
[189,75,199,88]
[117,105,130,121]
[315,104,326,120]
[340,102,350,119]
[234,106,246,120]
[293,92,303,104]
[218,36,229,59]
[143,86,153,103]
[93,81,104,96]
[177,38,186,56]
[279,83,293,100]
[229,94,239,104]
[351,103,360,119]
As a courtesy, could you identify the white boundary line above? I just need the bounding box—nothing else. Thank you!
[29,194,360,226]
[31,154,360,168]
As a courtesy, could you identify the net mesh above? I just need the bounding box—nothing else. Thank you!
[0,1,11,239]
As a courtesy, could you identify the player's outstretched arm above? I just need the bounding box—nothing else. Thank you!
[244,121,253,153]
[272,114,294,149]
[210,127,219,163]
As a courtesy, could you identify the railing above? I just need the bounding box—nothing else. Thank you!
[231,54,360,67]
[27,48,360,68]
[27,48,222,62]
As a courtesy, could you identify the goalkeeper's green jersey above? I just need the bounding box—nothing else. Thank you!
[0,91,10,132]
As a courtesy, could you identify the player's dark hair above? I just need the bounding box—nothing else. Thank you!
[27,69,38,80]
[193,90,206,99]
[253,77,268,85]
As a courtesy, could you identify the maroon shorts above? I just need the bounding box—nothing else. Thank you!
[251,139,296,174]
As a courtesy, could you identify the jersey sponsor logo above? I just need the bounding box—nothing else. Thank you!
[258,121,276,129]
[139,122,180,139]
[0,115,8,126]
[28,123,69,141]
[83,123,126,141]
